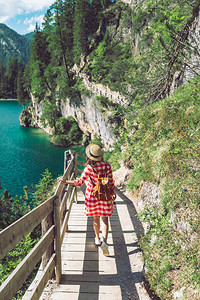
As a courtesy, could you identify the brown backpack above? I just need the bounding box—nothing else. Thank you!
[90,163,114,201]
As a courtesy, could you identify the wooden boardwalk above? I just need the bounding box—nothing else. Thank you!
[39,187,150,300]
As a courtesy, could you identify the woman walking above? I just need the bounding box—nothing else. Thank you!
[60,144,116,256]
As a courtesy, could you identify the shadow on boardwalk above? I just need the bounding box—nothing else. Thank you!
[41,187,150,300]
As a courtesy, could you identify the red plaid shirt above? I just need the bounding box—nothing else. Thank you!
[74,161,115,216]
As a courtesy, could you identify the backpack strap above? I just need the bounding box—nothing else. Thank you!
[104,162,108,177]
[88,164,97,187]
[88,162,108,186]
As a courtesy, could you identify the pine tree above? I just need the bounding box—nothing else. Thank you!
[0,190,29,229]
[53,0,73,79]
[73,0,90,64]
[17,63,30,108]
[40,98,62,134]
[6,57,18,98]
[0,61,6,98]
[43,1,75,79]
[29,24,51,100]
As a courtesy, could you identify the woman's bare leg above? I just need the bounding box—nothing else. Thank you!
[93,216,100,239]
[101,216,109,243]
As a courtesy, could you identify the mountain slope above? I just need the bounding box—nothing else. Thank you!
[0,23,32,65]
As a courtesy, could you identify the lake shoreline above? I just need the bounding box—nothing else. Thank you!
[0,99,17,101]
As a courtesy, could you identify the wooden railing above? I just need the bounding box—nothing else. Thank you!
[0,150,86,300]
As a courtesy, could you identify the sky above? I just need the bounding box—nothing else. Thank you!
[0,0,55,35]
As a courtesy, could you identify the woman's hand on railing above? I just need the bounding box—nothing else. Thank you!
[57,177,75,185]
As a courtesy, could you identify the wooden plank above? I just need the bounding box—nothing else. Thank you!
[77,167,84,174]
[0,195,55,260]
[60,171,75,218]
[47,292,121,300]
[60,185,71,218]
[65,221,88,226]
[64,150,73,172]
[62,251,98,261]
[46,284,121,294]
[63,260,106,272]
[77,160,85,167]
[64,151,67,172]
[76,152,86,159]
[74,152,78,177]
[59,273,103,283]
[61,243,98,252]
[61,187,75,244]
[54,197,62,283]
[41,212,54,269]
[22,254,56,300]
[0,225,55,300]
[54,159,74,199]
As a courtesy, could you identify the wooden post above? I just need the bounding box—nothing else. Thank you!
[74,152,78,204]
[64,151,66,172]
[64,150,71,173]
[54,196,62,283]
[41,212,54,273]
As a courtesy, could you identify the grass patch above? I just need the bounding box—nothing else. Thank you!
[111,76,200,298]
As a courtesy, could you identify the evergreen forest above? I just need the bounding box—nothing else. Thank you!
[0,57,30,103]
[0,23,32,100]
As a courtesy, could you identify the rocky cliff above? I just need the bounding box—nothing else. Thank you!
[21,0,200,150]
[25,91,116,149]
[60,94,116,149]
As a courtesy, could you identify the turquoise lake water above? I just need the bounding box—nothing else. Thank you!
[0,100,84,197]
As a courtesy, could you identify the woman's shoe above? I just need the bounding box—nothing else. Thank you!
[94,237,101,246]
[101,242,109,256]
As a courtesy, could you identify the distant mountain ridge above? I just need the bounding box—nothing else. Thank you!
[0,23,33,66]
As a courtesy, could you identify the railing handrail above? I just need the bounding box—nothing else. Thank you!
[0,150,85,300]
[0,194,55,261]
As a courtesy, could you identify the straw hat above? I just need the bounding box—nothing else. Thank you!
[86,144,103,161]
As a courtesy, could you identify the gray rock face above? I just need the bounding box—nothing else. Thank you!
[183,12,200,82]
[138,182,161,210]
[169,211,192,236]
[30,93,116,149]
[60,95,116,149]
[170,7,200,90]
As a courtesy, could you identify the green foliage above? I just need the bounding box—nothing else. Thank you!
[89,32,132,94]
[0,170,56,298]
[17,62,31,107]
[138,207,200,299]
[91,133,103,147]
[44,0,75,82]
[84,0,200,107]
[51,116,83,147]
[115,76,200,298]
[126,76,199,196]
[0,233,39,285]
[128,0,200,105]
[0,57,29,100]
[138,212,178,298]
[104,75,200,298]
[0,188,38,298]
[33,169,55,205]
[96,95,125,135]
[40,98,62,133]
[106,150,121,171]
[73,0,104,63]
[73,0,91,63]
[0,190,31,230]
[29,26,51,100]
